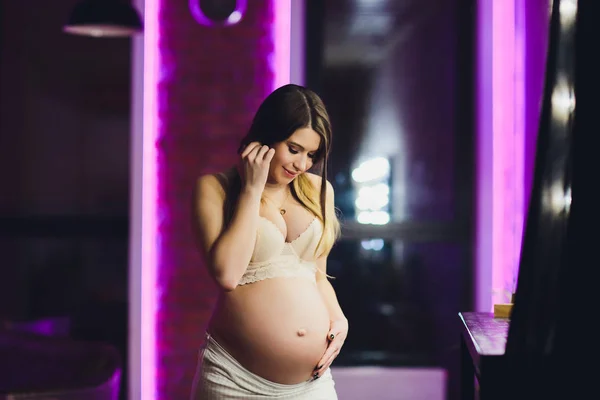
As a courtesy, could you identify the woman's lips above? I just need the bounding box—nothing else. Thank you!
[283,168,297,178]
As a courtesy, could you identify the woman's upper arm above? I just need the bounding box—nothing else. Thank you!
[192,174,225,257]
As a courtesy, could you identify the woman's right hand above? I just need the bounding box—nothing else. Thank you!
[239,142,275,192]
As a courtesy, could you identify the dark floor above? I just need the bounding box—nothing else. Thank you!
[332,366,447,400]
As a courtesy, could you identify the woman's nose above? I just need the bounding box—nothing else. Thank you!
[294,155,307,172]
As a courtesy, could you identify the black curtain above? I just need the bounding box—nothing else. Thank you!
[506,0,600,398]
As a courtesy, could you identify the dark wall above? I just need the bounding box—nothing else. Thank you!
[0,0,130,324]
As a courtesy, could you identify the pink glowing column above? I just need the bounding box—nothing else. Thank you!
[273,0,291,89]
[139,0,159,397]
[130,0,296,398]
[129,0,158,398]
[476,0,526,310]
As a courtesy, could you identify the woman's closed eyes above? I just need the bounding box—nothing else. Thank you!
[288,146,316,159]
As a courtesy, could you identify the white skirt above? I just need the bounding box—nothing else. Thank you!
[191,333,337,400]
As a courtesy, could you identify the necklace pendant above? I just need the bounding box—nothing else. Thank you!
[280,209,286,215]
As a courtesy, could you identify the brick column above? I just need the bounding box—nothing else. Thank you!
[144,1,276,398]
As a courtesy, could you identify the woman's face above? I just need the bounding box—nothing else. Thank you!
[268,127,322,184]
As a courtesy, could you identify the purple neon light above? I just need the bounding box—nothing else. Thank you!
[141,1,291,398]
[477,0,526,310]
[476,0,493,312]
[513,0,526,296]
[273,0,291,89]
[142,0,158,397]
[491,1,516,306]
[493,0,526,306]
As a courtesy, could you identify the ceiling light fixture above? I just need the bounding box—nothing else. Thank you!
[64,0,143,38]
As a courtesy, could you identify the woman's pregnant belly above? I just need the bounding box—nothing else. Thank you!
[209,277,331,384]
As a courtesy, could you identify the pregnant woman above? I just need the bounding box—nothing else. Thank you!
[191,84,349,399]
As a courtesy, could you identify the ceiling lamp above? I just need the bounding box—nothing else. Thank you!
[64,0,143,38]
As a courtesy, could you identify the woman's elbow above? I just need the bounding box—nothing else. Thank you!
[208,252,241,291]
[210,262,239,291]
[216,275,238,292]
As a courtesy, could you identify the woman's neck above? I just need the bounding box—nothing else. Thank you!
[263,181,290,196]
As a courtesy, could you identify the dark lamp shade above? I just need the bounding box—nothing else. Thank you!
[64,0,143,37]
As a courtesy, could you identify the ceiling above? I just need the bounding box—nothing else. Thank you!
[322,0,424,66]
[322,0,454,67]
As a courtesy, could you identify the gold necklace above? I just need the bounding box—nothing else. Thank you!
[279,190,291,215]
[264,189,291,216]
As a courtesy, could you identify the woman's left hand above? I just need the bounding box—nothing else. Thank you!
[313,318,349,379]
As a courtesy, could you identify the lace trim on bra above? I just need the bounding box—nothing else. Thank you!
[238,256,317,285]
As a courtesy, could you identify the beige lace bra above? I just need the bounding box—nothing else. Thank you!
[238,216,323,285]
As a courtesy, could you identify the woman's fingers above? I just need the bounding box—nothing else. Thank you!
[241,142,261,159]
[256,145,270,161]
[264,148,276,163]
[246,143,263,162]
[313,352,338,379]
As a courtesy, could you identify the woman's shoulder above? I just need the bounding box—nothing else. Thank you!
[304,172,334,193]
[196,167,237,201]
[304,171,322,186]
